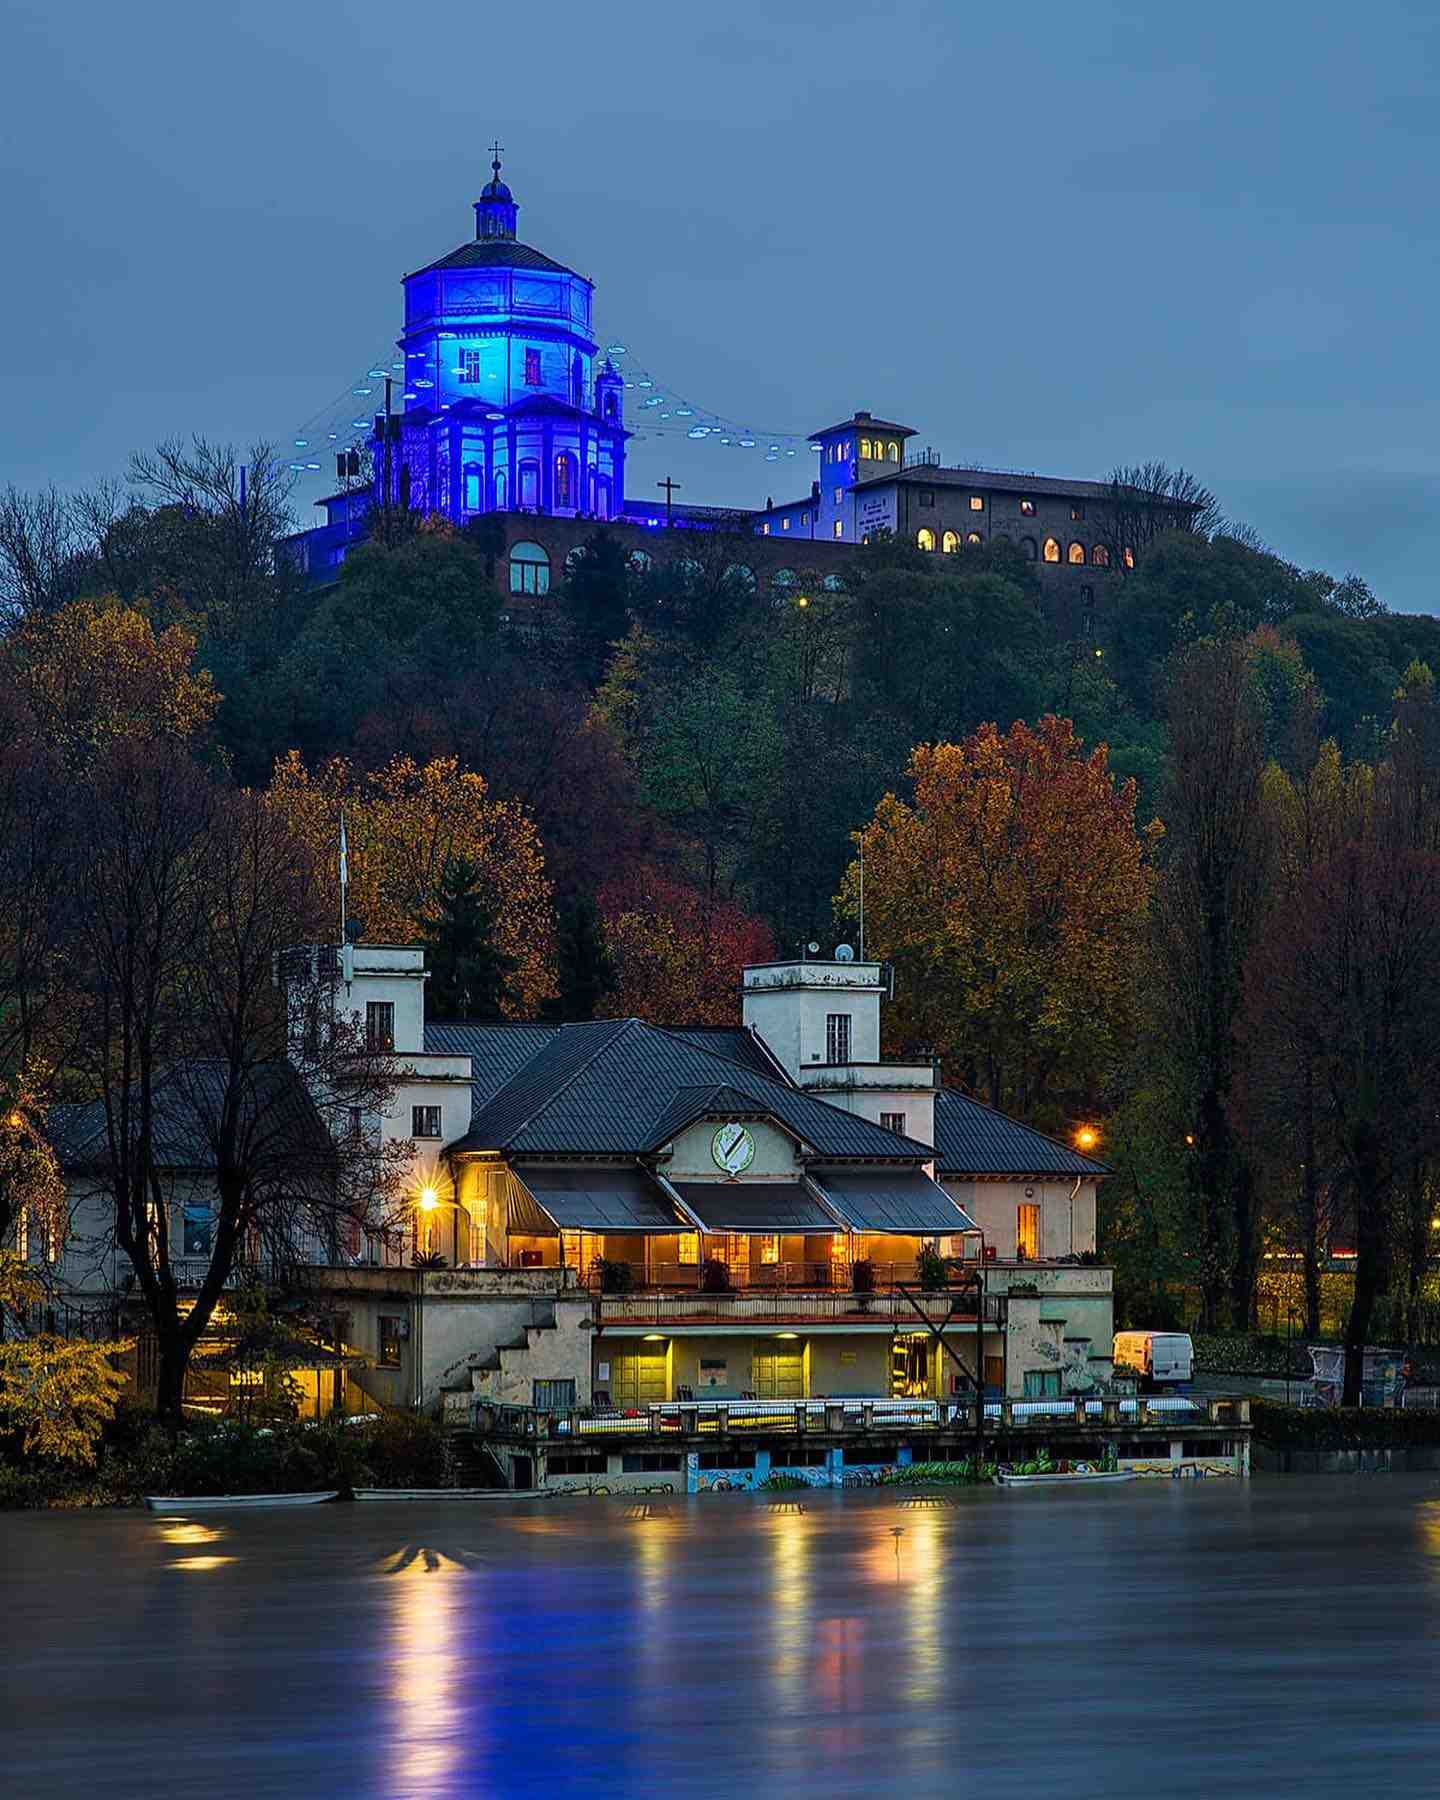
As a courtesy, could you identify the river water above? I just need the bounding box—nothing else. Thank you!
[4,1476,1440,1798]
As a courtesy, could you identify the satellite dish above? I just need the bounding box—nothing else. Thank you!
[806,941,820,955]
[835,943,855,963]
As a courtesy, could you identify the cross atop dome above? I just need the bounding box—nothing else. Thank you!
[475,142,518,240]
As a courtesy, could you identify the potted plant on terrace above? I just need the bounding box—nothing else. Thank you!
[916,1244,949,1293]
[700,1257,733,1295]
[851,1258,876,1313]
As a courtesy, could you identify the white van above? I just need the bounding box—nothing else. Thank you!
[1113,1330,1194,1389]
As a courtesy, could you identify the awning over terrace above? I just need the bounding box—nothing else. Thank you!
[511,1167,686,1233]
[669,1182,840,1233]
[812,1171,977,1235]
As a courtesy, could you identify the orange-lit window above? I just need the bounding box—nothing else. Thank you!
[678,1233,699,1265]
[917,528,935,552]
[758,1234,780,1265]
[1043,537,1061,563]
[1070,503,1086,521]
[1017,1203,1040,1259]
[942,530,959,553]
[1091,544,1110,567]
[1020,498,1037,516]
[967,531,983,545]
[1068,542,1086,565]
[1123,546,1135,569]
[969,495,984,511]
[859,437,872,458]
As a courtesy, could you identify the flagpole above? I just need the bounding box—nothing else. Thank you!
[339,810,351,988]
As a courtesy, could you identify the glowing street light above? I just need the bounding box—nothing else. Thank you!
[1074,1124,1099,1153]
[418,1187,439,1212]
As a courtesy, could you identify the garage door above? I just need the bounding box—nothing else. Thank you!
[752,1347,805,1399]
[610,1350,667,1407]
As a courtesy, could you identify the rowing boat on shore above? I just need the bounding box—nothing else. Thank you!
[144,1491,340,1512]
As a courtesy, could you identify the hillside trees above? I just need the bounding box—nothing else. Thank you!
[839,717,1156,1124]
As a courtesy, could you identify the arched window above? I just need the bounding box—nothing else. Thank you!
[941,530,959,553]
[463,464,482,513]
[1123,546,1135,570]
[628,549,652,573]
[564,545,587,575]
[772,567,797,592]
[1043,537,1061,563]
[917,527,935,552]
[554,452,576,509]
[1068,541,1086,565]
[494,469,507,510]
[888,441,900,460]
[966,531,983,545]
[509,540,550,595]
[1091,544,1110,567]
[724,563,757,594]
[594,474,611,521]
[859,437,873,459]
[518,460,539,510]
[604,391,618,421]
[1021,537,1038,560]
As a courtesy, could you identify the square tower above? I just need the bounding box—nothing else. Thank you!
[807,410,915,543]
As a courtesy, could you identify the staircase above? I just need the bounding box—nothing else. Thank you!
[438,1292,596,1423]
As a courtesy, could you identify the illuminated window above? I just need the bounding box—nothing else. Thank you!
[782,515,790,531]
[509,540,551,595]
[1020,498,1037,516]
[1020,537,1037,561]
[1068,542,1086,565]
[758,1234,780,1265]
[887,441,900,460]
[1070,503,1086,522]
[832,521,843,539]
[678,1233,700,1265]
[412,1105,442,1139]
[459,348,481,383]
[523,347,542,386]
[860,437,873,459]
[494,469,507,510]
[826,1013,852,1063]
[554,453,575,509]
[966,531,983,545]
[365,1001,395,1051]
[1043,537,1061,563]
[379,1315,404,1368]
[800,512,810,526]
[1091,544,1110,567]
[1017,1203,1040,1259]
[463,464,482,512]
[941,530,959,553]
[969,495,984,512]
[1123,546,1135,570]
[761,522,770,534]
[833,488,842,504]
[917,527,936,552]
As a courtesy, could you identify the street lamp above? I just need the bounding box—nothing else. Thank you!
[1074,1124,1099,1154]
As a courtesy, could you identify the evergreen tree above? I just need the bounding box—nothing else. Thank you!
[422,858,518,1020]
[544,893,615,1021]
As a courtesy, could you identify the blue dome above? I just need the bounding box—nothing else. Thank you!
[481,175,513,201]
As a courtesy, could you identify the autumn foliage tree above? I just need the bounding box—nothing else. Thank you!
[267,751,557,1018]
[599,868,774,1025]
[839,717,1156,1123]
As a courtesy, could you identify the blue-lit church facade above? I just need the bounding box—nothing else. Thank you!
[364,159,627,528]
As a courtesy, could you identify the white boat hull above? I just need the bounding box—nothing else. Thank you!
[144,1490,339,1512]
[997,1470,1137,1488]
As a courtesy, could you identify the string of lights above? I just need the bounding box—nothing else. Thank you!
[280,333,818,483]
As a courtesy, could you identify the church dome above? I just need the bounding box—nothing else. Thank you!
[480,173,513,202]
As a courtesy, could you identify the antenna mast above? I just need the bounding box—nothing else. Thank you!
[858,834,865,963]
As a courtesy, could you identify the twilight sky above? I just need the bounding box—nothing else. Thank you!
[4,0,1439,611]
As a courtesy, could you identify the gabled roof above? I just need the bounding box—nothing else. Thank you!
[447,1018,931,1160]
[406,239,580,280]
[654,1025,789,1081]
[933,1088,1109,1179]
[644,1083,805,1153]
[49,1062,330,1175]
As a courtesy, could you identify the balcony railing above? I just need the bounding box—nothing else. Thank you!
[596,1286,1002,1328]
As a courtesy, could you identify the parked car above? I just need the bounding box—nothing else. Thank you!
[1112,1330,1194,1391]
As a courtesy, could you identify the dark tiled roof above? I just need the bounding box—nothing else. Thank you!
[933,1088,1109,1179]
[49,1062,329,1174]
[814,1170,974,1234]
[424,1021,557,1118]
[449,1019,931,1160]
[407,239,579,279]
[811,414,916,440]
[852,465,1204,508]
[515,1167,683,1232]
[671,1181,839,1233]
[655,1026,788,1080]
[644,1083,790,1150]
